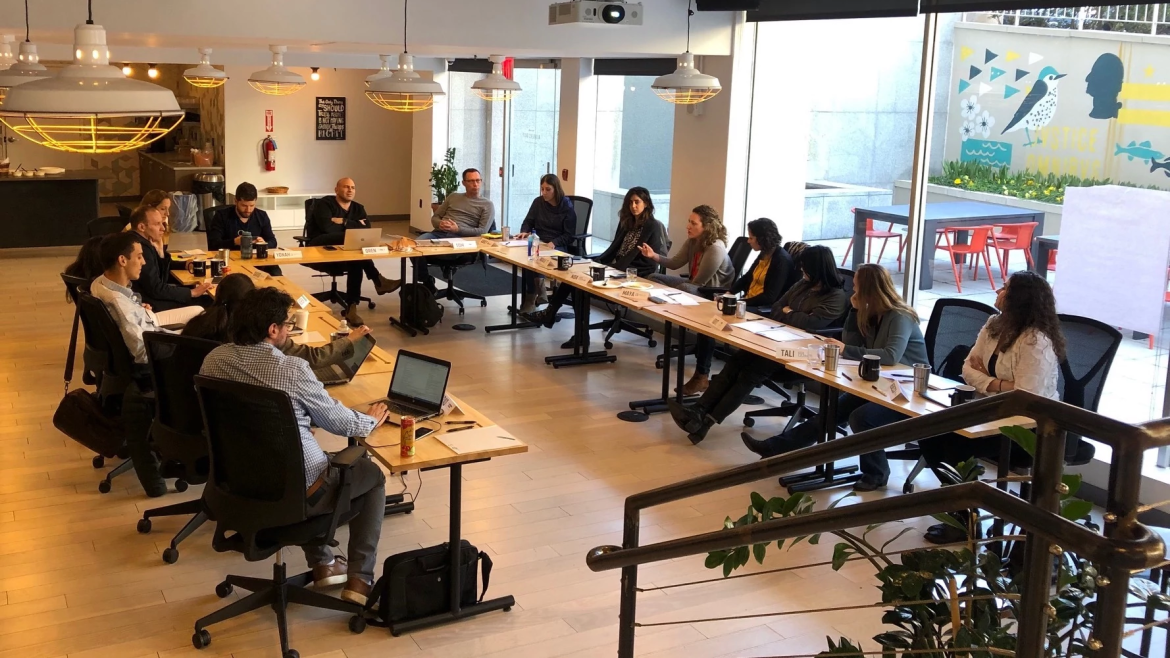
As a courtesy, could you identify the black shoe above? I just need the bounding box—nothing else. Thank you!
[741,432,773,459]
[924,523,968,545]
[143,480,168,498]
[688,415,717,445]
[523,309,557,329]
[560,336,580,349]
[667,399,704,434]
[853,474,889,492]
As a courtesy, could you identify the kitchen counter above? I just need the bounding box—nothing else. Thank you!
[0,170,104,183]
[139,150,223,193]
[0,170,106,248]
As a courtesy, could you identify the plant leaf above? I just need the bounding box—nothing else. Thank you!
[753,542,767,565]
[782,492,807,515]
[832,543,855,570]
[931,513,968,532]
[705,551,728,569]
[880,527,917,553]
[1060,499,1093,521]
[809,533,821,545]
[751,492,768,514]
[828,492,857,509]
[1061,473,1083,498]
[1000,425,1036,457]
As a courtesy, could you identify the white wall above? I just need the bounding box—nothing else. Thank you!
[223,65,413,216]
[410,67,450,233]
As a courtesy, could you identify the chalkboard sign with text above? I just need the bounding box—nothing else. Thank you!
[315,96,346,140]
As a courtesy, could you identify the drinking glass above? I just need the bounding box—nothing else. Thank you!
[626,267,637,281]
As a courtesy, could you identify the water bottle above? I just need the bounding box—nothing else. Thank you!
[334,317,351,340]
[527,233,535,260]
[240,231,253,260]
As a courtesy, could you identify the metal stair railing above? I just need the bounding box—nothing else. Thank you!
[586,390,1170,658]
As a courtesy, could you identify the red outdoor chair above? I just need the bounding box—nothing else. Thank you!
[936,225,997,293]
[987,222,1039,286]
[841,216,904,271]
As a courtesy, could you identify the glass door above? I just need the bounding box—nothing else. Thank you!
[502,63,561,233]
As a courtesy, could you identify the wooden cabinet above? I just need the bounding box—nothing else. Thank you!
[138,151,224,194]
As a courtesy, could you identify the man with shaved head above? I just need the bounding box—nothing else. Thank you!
[308,177,400,326]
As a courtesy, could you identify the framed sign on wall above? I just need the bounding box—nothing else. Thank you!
[315,96,346,140]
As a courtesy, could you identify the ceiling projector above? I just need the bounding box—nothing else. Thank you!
[549,1,644,26]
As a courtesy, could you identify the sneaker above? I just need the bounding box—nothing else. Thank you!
[311,556,348,588]
[374,275,402,296]
[340,576,373,606]
[344,304,365,327]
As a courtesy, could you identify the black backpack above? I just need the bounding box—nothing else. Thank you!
[401,283,444,329]
[364,540,492,626]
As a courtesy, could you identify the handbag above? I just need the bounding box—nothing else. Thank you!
[364,540,492,626]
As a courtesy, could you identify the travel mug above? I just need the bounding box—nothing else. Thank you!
[950,385,976,406]
[913,363,931,395]
[858,354,881,382]
[823,343,840,372]
[502,225,511,240]
[735,301,747,319]
[239,231,253,260]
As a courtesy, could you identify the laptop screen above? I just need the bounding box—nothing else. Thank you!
[343,335,377,375]
[388,351,450,409]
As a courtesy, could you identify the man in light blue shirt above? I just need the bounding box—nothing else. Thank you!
[200,286,389,606]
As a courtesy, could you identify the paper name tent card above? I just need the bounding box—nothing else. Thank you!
[437,425,520,454]
[291,331,326,345]
[271,248,301,260]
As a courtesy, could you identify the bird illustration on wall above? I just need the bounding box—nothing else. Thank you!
[1001,66,1067,147]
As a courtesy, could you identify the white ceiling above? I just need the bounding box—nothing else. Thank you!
[0,0,736,67]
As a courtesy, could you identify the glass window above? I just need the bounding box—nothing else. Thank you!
[591,75,675,250]
[504,66,561,231]
[448,71,504,221]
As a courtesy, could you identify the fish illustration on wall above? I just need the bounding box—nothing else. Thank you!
[1115,141,1165,163]
[1152,158,1170,177]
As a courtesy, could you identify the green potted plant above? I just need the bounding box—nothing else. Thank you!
[429,147,459,212]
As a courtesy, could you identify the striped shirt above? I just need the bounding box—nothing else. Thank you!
[199,342,377,488]
[89,274,173,364]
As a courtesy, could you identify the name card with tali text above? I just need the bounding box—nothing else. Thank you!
[706,316,734,332]
[362,246,390,256]
[271,249,302,260]
[775,346,813,361]
[296,294,312,309]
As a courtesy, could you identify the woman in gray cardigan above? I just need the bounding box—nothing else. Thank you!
[642,205,736,393]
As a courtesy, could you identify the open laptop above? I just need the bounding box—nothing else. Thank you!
[317,335,377,386]
[381,350,452,424]
[341,228,384,251]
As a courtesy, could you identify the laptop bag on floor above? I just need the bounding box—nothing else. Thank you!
[53,389,126,459]
[364,540,492,626]
[401,283,444,329]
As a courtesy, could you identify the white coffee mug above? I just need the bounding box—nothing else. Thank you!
[294,309,310,331]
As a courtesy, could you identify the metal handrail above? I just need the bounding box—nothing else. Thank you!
[586,390,1169,658]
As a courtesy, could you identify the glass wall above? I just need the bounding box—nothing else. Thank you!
[448,71,504,221]
[591,75,675,250]
[503,65,561,232]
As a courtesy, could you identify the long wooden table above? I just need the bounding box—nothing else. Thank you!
[329,372,527,634]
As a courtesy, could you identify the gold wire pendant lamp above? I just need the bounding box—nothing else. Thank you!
[183,48,228,88]
[651,1,721,105]
[365,0,444,112]
[471,56,521,102]
[0,2,183,154]
[248,45,306,96]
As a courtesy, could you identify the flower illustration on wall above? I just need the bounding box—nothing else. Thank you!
[975,110,996,138]
[960,121,977,141]
[960,95,981,119]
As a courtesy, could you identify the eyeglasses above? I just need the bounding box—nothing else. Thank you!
[282,319,296,328]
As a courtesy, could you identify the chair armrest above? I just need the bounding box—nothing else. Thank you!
[331,445,367,469]
[696,286,728,301]
[573,232,592,241]
[813,327,844,338]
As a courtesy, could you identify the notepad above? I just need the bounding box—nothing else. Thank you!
[291,331,326,345]
[758,327,807,343]
[437,425,519,454]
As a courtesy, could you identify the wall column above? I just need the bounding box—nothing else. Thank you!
[556,58,597,198]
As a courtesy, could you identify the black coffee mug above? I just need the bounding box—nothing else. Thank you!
[557,255,572,271]
[717,294,737,316]
[858,354,881,382]
[589,265,606,282]
[255,243,269,260]
[210,259,225,277]
[950,385,976,406]
[187,259,207,277]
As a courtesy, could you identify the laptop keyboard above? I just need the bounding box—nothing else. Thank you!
[384,400,433,417]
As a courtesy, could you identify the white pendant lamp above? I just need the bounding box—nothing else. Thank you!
[248,45,306,96]
[366,1,444,112]
[365,54,393,88]
[183,48,228,88]
[652,1,721,106]
[0,36,14,71]
[471,56,521,102]
[0,3,183,154]
[0,1,53,107]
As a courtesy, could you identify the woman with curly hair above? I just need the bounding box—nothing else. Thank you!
[730,217,797,310]
[641,205,736,393]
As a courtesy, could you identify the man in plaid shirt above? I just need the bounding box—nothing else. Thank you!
[200,287,390,606]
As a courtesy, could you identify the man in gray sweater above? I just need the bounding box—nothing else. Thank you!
[414,168,495,290]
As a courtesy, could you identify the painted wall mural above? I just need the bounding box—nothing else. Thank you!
[945,25,1170,185]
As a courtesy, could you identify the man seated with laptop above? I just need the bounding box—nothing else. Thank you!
[308,178,401,327]
[200,286,390,606]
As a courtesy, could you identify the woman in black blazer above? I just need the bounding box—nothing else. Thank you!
[730,217,796,310]
[527,187,667,327]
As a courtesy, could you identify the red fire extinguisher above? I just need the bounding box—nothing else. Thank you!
[261,136,277,172]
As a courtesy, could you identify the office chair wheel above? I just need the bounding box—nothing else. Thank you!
[215,581,234,598]
[175,479,189,493]
[348,614,366,634]
[743,416,755,428]
[284,651,300,658]
[162,547,179,564]
[648,339,657,348]
[192,629,211,649]
[368,301,376,310]
[137,518,152,534]
[97,480,112,494]
[902,483,915,494]
[604,341,613,349]
[480,300,487,307]
[458,308,465,316]
[92,455,104,468]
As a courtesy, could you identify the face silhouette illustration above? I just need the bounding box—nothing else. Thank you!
[1086,53,1124,119]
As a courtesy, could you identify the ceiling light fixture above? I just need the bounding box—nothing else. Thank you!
[366,0,444,112]
[0,36,14,71]
[121,62,131,76]
[0,2,52,107]
[471,56,521,102]
[651,0,721,105]
[182,48,227,88]
[310,67,320,81]
[147,63,158,79]
[248,45,305,96]
[365,55,392,88]
[0,0,183,154]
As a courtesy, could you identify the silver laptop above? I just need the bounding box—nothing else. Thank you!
[342,228,384,251]
[381,350,452,425]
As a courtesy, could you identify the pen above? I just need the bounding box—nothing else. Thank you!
[498,436,516,441]
[447,425,476,434]
[871,384,887,396]
[445,420,476,425]
[841,373,852,381]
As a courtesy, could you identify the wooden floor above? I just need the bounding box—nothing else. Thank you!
[1,240,936,658]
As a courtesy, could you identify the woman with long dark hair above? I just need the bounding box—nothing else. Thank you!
[642,205,735,394]
[731,218,797,310]
[527,186,667,328]
[517,173,577,313]
[741,264,928,491]
[668,245,849,444]
[63,236,105,302]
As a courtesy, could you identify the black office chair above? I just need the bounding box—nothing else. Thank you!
[62,274,103,391]
[87,216,127,238]
[566,195,594,256]
[887,298,998,492]
[136,333,219,564]
[430,254,489,315]
[76,291,141,492]
[293,199,376,312]
[1054,313,1122,465]
[116,203,134,221]
[586,236,673,350]
[742,269,856,431]
[191,376,366,656]
[202,205,233,250]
